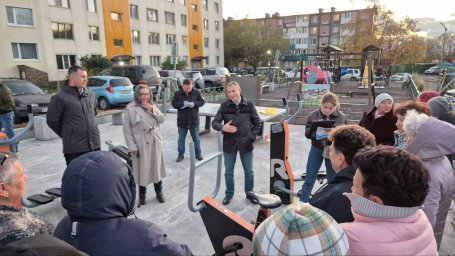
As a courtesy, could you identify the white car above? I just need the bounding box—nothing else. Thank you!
[340,68,360,81]
[285,68,301,80]
[389,73,411,81]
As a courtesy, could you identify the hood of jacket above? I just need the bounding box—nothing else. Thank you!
[61,151,136,222]
[406,116,455,161]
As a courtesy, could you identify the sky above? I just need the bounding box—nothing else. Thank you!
[222,0,455,22]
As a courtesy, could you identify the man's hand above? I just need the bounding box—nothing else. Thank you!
[223,120,237,133]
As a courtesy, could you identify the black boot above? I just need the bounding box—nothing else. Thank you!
[139,186,147,205]
[154,181,165,203]
[156,191,165,203]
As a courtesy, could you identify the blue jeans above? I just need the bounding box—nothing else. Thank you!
[224,150,254,198]
[300,145,334,202]
[178,126,201,157]
[0,111,17,152]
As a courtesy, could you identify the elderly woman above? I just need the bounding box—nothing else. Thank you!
[123,84,166,206]
[404,109,455,249]
[0,153,53,245]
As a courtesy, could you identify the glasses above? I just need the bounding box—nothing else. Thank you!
[139,93,150,96]
[1,153,8,166]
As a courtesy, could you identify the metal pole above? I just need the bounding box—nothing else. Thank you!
[440,22,447,63]
[367,51,373,107]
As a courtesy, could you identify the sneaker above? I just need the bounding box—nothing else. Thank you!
[246,195,258,204]
[176,155,184,162]
[222,195,232,205]
[196,155,203,161]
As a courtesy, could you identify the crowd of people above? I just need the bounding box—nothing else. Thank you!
[0,65,454,255]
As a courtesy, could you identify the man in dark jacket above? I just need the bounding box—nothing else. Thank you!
[212,81,261,205]
[171,79,205,162]
[46,66,100,165]
[54,151,193,256]
[0,82,16,152]
[309,124,376,223]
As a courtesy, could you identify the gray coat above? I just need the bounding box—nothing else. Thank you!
[46,84,100,154]
[123,102,166,186]
[406,117,455,248]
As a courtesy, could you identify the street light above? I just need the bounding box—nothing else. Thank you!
[440,21,448,63]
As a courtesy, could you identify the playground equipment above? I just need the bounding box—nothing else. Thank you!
[187,133,282,255]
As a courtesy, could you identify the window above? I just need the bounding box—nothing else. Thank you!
[179,0,186,4]
[166,34,176,45]
[310,38,317,45]
[150,56,161,67]
[311,15,318,23]
[130,5,138,19]
[216,56,220,65]
[205,56,209,65]
[182,35,187,46]
[48,0,70,8]
[181,14,187,26]
[52,23,73,39]
[202,0,208,11]
[147,9,158,22]
[88,26,99,40]
[111,12,121,21]
[332,14,340,22]
[204,38,209,47]
[11,43,38,60]
[148,32,160,44]
[132,30,140,44]
[310,26,317,34]
[215,20,219,31]
[192,24,198,31]
[165,12,175,25]
[56,55,76,70]
[193,44,198,50]
[214,2,219,13]
[86,0,96,12]
[6,6,33,26]
[134,56,142,65]
[215,39,219,49]
[332,25,339,33]
[165,0,174,2]
[113,39,123,47]
[203,19,208,30]
[191,4,197,11]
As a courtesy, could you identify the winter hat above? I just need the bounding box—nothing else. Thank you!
[375,93,393,108]
[418,91,440,103]
[252,202,349,256]
[427,96,454,118]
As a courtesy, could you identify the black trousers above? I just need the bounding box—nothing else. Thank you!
[64,148,100,166]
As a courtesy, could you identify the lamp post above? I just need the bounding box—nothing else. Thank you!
[440,21,448,63]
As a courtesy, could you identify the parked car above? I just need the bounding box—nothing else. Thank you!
[87,76,134,110]
[444,89,455,101]
[389,73,411,81]
[99,65,161,96]
[424,66,440,75]
[193,67,230,91]
[159,70,185,88]
[182,71,205,90]
[285,68,301,80]
[340,68,361,81]
[1,78,51,123]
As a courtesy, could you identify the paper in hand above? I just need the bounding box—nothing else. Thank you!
[316,127,332,140]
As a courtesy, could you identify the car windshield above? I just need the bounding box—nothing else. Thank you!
[4,81,45,95]
[183,72,193,78]
[191,72,203,79]
[111,78,133,87]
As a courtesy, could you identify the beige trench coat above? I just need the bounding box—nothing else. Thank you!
[123,102,166,186]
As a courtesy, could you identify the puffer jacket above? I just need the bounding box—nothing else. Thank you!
[171,88,205,127]
[406,117,455,248]
[0,84,14,114]
[359,106,397,146]
[54,151,192,256]
[46,84,100,154]
[212,96,261,153]
[305,108,348,149]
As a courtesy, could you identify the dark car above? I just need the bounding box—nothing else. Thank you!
[1,78,51,123]
[100,65,161,96]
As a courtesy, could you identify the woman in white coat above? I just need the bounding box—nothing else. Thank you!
[123,84,166,205]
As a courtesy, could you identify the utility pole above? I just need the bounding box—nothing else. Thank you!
[440,21,448,63]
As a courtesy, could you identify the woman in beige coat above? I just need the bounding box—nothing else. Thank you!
[123,84,166,205]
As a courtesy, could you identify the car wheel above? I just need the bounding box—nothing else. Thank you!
[350,77,357,81]
[98,97,111,110]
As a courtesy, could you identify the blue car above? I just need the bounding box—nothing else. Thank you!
[87,76,134,110]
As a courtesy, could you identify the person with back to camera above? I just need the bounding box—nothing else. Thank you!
[0,153,54,245]
[123,84,166,205]
[54,151,193,256]
[172,78,205,162]
[341,146,438,255]
[0,82,17,152]
[309,124,376,223]
[299,92,348,203]
[359,93,397,145]
[403,109,455,249]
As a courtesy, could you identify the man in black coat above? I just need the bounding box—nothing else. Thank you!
[171,79,205,162]
[212,81,261,205]
[309,124,376,223]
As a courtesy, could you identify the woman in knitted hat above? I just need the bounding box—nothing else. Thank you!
[341,146,437,255]
[359,93,397,145]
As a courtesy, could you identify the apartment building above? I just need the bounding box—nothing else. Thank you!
[0,0,224,81]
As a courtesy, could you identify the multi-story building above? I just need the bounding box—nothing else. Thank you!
[0,0,224,82]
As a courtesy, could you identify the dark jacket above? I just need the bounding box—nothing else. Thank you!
[359,106,397,146]
[309,165,356,223]
[212,96,261,153]
[46,84,100,154]
[305,108,348,149]
[171,88,205,127]
[0,84,14,114]
[54,151,193,256]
